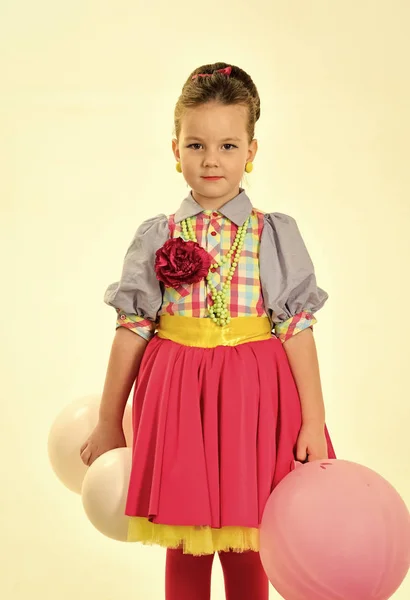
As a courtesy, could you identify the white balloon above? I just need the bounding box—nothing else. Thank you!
[48,394,133,494]
[81,447,133,542]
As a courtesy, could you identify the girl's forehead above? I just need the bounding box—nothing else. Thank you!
[180,103,248,137]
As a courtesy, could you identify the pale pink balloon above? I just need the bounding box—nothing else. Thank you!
[260,460,410,600]
[81,447,132,541]
[48,394,133,494]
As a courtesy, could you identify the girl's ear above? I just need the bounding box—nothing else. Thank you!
[248,138,258,162]
[172,138,180,161]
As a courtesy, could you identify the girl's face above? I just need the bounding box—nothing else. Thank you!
[172,101,258,208]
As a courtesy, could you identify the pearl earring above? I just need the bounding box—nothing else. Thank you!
[245,162,253,173]
[176,161,182,173]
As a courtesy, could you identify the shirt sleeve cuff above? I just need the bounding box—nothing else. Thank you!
[115,310,157,342]
[274,310,317,343]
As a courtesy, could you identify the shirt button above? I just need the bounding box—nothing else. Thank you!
[212,212,218,217]
[211,231,217,236]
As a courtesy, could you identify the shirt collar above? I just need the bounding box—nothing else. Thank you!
[174,188,253,226]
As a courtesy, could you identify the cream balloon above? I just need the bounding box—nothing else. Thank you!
[81,447,133,542]
[48,394,133,494]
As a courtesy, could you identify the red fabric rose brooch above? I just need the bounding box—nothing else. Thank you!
[154,237,212,288]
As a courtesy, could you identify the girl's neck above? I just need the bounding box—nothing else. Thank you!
[191,187,241,211]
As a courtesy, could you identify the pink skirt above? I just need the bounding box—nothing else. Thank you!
[125,325,335,554]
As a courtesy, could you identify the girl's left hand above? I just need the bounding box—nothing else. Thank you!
[296,422,328,463]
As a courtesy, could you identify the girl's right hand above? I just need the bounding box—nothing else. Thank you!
[80,420,127,467]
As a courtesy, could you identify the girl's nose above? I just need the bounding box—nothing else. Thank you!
[203,155,218,167]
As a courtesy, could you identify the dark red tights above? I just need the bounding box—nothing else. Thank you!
[165,548,269,600]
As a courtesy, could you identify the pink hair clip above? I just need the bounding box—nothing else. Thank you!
[192,66,232,80]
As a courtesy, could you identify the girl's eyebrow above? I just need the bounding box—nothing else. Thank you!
[184,136,242,143]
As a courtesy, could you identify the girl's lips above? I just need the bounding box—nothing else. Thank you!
[202,176,223,180]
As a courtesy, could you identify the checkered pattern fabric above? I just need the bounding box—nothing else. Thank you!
[115,208,317,343]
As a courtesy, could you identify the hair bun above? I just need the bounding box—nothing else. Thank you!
[175,62,261,142]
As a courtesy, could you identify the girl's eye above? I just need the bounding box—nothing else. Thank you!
[186,143,238,150]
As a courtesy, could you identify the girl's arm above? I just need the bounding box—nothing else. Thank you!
[283,327,325,426]
[80,327,148,466]
[98,327,149,425]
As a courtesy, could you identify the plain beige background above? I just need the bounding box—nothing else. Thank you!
[1,1,409,598]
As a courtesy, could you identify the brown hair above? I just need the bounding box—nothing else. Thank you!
[174,62,261,144]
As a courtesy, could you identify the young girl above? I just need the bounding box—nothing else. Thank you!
[80,62,336,600]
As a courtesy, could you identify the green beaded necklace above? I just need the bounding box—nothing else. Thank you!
[181,215,250,327]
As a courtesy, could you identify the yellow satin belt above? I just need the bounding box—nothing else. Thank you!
[157,315,272,348]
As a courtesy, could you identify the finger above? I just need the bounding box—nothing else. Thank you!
[308,454,324,462]
[313,449,328,461]
[296,444,307,463]
[80,448,91,466]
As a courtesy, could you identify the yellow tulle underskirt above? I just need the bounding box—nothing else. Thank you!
[127,517,260,556]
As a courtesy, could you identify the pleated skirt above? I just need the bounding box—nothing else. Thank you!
[125,316,335,555]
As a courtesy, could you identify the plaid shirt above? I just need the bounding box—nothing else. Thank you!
[116,207,317,343]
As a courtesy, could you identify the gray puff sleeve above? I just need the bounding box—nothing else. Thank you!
[259,212,328,330]
[104,214,169,330]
